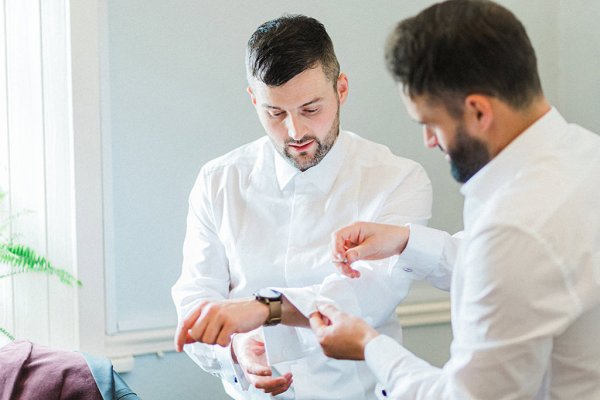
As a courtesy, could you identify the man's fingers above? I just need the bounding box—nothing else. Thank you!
[184,332,198,345]
[331,223,363,261]
[188,305,215,345]
[200,312,225,345]
[317,304,341,322]
[309,311,328,332]
[245,363,272,376]
[333,260,361,278]
[253,373,293,395]
[270,373,293,396]
[214,322,236,347]
[253,375,287,391]
[175,303,206,351]
[344,248,361,264]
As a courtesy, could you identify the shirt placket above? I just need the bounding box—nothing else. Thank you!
[284,176,321,288]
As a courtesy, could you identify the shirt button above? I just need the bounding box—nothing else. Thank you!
[403,267,413,273]
[382,389,388,397]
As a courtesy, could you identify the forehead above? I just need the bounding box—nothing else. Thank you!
[250,65,334,107]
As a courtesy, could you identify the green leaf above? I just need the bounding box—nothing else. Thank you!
[0,242,82,287]
[0,327,15,341]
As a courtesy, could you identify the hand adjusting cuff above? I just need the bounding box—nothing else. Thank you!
[253,288,282,326]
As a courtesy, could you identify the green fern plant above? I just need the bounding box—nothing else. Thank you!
[0,190,81,340]
[0,243,82,286]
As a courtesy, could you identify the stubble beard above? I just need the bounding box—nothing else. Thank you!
[449,123,491,183]
[282,108,340,172]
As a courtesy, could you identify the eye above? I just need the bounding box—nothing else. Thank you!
[303,108,318,115]
[268,111,285,118]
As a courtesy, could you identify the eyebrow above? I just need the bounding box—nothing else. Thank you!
[261,97,323,110]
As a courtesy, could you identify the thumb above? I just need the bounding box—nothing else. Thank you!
[309,311,327,332]
[317,304,342,322]
[345,244,370,263]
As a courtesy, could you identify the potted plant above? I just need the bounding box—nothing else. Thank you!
[0,190,81,340]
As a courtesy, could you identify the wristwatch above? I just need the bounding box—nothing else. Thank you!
[253,288,282,326]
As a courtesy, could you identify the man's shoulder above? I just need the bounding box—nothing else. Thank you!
[344,131,425,173]
[200,136,270,176]
[476,148,600,238]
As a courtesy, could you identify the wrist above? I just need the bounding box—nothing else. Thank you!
[361,328,380,357]
[253,299,270,324]
[396,225,410,255]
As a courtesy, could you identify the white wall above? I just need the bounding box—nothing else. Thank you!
[557,0,600,132]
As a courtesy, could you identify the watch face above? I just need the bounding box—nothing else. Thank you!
[255,288,281,300]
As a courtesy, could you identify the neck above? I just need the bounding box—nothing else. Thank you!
[490,97,551,157]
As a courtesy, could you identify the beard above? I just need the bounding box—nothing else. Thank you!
[449,123,491,183]
[281,108,340,172]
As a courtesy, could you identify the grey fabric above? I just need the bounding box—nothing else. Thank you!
[82,352,141,400]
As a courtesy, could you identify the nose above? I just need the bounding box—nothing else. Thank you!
[286,115,306,141]
[423,125,439,149]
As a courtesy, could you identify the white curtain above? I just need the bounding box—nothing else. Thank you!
[0,0,77,349]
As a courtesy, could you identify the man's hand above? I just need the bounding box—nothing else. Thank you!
[331,222,410,278]
[175,298,269,351]
[232,331,293,396]
[309,304,379,360]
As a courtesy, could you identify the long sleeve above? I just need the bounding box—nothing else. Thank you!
[171,168,247,388]
[397,223,462,291]
[365,224,577,399]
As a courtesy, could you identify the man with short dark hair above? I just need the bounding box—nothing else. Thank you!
[310,1,600,398]
[172,15,435,400]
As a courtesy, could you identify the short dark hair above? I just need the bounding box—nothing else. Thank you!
[385,0,543,114]
[246,14,340,87]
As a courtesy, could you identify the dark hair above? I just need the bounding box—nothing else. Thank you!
[246,14,340,87]
[385,0,542,114]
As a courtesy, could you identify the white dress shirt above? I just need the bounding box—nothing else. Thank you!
[172,130,433,400]
[365,108,600,399]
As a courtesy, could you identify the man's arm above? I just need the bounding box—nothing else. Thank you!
[172,169,293,394]
[311,224,570,399]
[331,222,459,291]
[171,169,233,375]
[175,296,308,349]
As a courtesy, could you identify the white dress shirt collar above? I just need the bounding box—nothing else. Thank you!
[460,107,565,204]
[273,129,348,193]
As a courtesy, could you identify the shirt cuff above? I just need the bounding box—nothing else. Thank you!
[271,285,320,317]
[263,325,310,365]
[364,334,408,388]
[214,341,249,390]
[396,223,446,279]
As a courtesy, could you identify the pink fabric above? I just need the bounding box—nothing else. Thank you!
[0,340,102,400]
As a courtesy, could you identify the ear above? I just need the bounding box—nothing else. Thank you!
[336,73,349,105]
[463,94,493,134]
[246,86,257,106]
